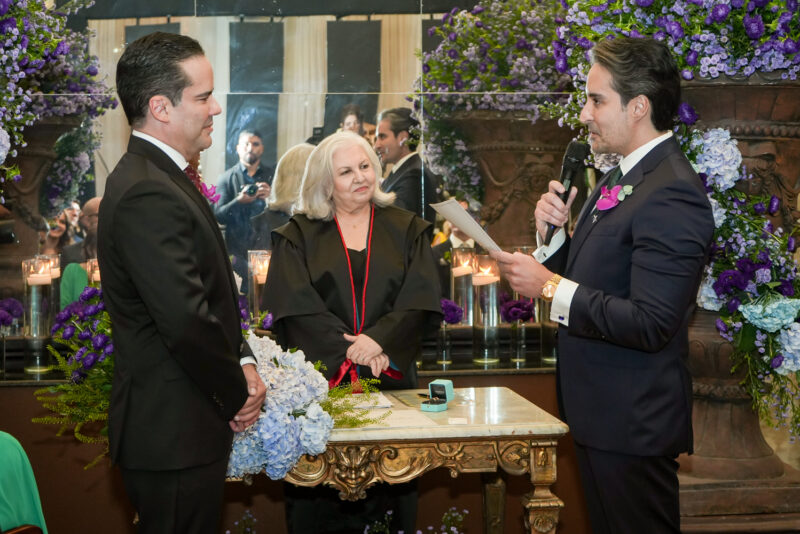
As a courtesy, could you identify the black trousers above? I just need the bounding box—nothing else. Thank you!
[284,480,417,534]
[120,456,229,534]
[574,442,680,534]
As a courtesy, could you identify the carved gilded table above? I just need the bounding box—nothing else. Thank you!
[285,386,568,534]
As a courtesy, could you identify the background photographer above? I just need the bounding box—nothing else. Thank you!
[213,128,274,288]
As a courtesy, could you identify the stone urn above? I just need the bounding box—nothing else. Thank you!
[0,116,81,298]
[443,111,575,247]
[679,309,800,530]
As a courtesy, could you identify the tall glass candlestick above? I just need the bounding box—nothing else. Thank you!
[472,255,500,365]
[248,250,271,326]
[86,258,101,288]
[451,247,475,326]
[38,254,61,327]
[22,257,53,374]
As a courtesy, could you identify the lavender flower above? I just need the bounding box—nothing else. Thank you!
[0,310,11,327]
[500,299,534,322]
[441,299,464,324]
[743,13,765,40]
[677,102,698,125]
[261,312,274,330]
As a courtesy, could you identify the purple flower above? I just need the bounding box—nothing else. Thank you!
[261,312,274,330]
[71,370,87,383]
[753,202,766,214]
[77,329,92,341]
[710,4,731,22]
[56,309,71,323]
[727,297,741,313]
[440,299,463,325]
[779,280,795,297]
[743,13,765,40]
[782,39,800,55]
[500,299,534,323]
[788,237,796,252]
[82,352,98,369]
[0,0,11,16]
[665,21,685,40]
[427,26,436,37]
[91,333,109,350]
[471,5,484,15]
[0,17,16,34]
[716,318,728,333]
[86,65,98,76]
[448,32,457,42]
[0,298,23,318]
[79,286,100,302]
[732,0,745,7]
[62,325,76,340]
[713,269,749,295]
[103,343,114,355]
[448,49,458,59]
[771,354,784,369]
[84,304,101,317]
[768,195,780,215]
[686,50,699,66]
[75,346,88,361]
[0,310,11,326]
[634,0,654,5]
[678,102,698,125]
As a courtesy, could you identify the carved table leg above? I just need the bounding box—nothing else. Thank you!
[481,471,506,534]
[522,445,562,534]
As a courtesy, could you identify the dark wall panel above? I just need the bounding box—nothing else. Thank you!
[322,94,379,138]
[327,21,380,93]
[76,0,194,19]
[125,23,181,46]
[224,95,279,171]
[229,22,284,93]
[422,19,443,54]
[197,0,426,17]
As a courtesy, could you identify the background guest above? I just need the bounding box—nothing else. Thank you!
[262,131,441,534]
[214,128,274,287]
[40,200,83,255]
[373,107,440,223]
[61,196,101,268]
[251,142,314,250]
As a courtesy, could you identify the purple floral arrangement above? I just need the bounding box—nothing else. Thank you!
[0,0,74,203]
[441,298,464,324]
[0,297,23,326]
[500,298,534,323]
[414,0,570,205]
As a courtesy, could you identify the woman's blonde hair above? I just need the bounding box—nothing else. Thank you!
[295,131,394,220]
[268,143,315,213]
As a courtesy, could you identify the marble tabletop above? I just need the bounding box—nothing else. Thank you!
[330,386,568,442]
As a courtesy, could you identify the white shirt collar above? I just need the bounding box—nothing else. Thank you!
[390,151,416,174]
[619,131,672,176]
[450,234,474,249]
[132,130,189,171]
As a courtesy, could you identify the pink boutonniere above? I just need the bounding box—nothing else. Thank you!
[200,182,221,204]
[595,184,634,211]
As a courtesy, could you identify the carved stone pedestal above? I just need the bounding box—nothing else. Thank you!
[679,310,800,531]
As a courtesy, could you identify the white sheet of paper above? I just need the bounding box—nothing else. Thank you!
[431,198,501,252]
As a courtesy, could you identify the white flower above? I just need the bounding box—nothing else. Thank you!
[708,196,727,228]
[696,270,724,311]
[0,127,9,166]
[777,323,800,376]
[694,128,742,192]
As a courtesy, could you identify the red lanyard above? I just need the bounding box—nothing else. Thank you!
[333,203,374,335]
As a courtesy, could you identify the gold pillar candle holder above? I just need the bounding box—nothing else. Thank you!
[248,250,271,325]
[451,246,475,326]
[472,255,500,365]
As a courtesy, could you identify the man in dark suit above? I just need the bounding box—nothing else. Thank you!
[492,37,714,533]
[97,32,266,534]
[374,107,439,223]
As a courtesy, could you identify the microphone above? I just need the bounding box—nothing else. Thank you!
[544,141,590,246]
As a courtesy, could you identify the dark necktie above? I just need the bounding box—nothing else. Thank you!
[605,166,623,188]
[184,165,203,192]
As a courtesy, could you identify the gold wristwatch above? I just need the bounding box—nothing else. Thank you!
[541,274,563,302]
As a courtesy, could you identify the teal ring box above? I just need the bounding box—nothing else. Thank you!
[421,379,454,412]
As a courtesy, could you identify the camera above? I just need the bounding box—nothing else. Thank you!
[246,184,259,196]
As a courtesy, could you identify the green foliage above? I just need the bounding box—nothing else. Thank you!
[322,378,390,429]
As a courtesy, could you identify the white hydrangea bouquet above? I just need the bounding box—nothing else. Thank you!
[227,333,386,480]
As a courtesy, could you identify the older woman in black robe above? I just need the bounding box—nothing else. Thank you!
[262,131,441,533]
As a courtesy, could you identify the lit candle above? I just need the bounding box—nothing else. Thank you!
[27,273,52,286]
[254,257,270,284]
[91,271,101,283]
[472,271,500,286]
[50,267,61,278]
[452,262,473,277]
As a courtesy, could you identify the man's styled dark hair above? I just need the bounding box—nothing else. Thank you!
[116,32,205,127]
[589,37,681,132]
[238,129,264,142]
[376,107,419,151]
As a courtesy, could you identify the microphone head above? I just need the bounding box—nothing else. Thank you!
[562,141,590,169]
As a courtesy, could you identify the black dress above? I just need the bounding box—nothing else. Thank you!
[262,204,442,533]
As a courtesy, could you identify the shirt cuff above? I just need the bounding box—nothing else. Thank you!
[240,356,257,367]
[550,278,579,327]
[534,228,566,263]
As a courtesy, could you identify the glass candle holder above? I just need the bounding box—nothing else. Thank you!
[472,255,500,365]
[86,258,101,287]
[248,250,271,326]
[451,246,475,326]
[38,254,61,327]
[510,245,539,363]
[22,257,53,374]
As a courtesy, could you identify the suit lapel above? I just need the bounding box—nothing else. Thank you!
[565,137,680,273]
[128,137,241,305]
[381,154,418,193]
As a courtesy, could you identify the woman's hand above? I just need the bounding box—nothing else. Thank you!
[365,353,390,378]
[343,333,382,366]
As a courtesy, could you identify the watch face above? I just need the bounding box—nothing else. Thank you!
[543,283,556,299]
